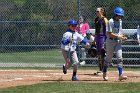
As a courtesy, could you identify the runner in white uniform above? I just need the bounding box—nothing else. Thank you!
[102,7,127,81]
[61,20,90,81]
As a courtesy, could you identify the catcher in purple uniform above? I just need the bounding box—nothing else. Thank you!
[92,7,108,75]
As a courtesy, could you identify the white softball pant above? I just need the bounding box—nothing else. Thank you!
[61,49,79,71]
[105,38,123,66]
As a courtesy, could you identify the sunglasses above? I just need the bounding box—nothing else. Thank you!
[71,25,77,27]
[96,11,99,12]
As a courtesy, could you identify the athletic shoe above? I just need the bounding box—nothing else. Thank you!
[118,75,127,81]
[72,76,79,81]
[96,71,103,75]
[103,72,108,81]
[63,64,67,74]
[93,71,103,75]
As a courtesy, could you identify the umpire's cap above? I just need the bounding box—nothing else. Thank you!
[67,20,78,25]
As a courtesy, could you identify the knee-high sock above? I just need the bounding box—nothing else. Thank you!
[73,71,77,77]
[118,65,122,76]
[73,65,78,77]
[103,66,108,72]
[103,61,108,73]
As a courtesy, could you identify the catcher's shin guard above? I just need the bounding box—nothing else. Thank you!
[98,54,104,71]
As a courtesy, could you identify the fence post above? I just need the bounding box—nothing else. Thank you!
[77,0,81,61]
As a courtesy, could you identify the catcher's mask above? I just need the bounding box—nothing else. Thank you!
[88,47,97,57]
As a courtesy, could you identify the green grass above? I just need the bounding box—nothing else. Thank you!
[0,82,140,93]
[0,49,64,63]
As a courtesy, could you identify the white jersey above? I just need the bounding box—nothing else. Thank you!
[107,18,123,38]
[137,25,140,40]
[61,31,84,51]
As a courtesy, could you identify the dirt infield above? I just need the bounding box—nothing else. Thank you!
[0,70,140,88]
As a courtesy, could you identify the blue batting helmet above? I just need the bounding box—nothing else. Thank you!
[67,20,77,25]
[114,7,124,16]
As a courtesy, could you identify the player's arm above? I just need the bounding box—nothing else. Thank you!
[107,31,127,40]
[77,33,90,46]
[107,32,118,39]
[61,33,70,45]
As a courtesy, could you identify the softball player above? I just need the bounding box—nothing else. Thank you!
[93,7,108,75]
[61,20,90,81]
[102,7,127,81]
[137,25,140,46]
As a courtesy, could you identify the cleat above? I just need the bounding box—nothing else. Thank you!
[63,64,67,74]
[103,72,108,81]
[72,76,79,81]
[96,71,103,75]
[103,77,108,81]
[94,71,103,76]
[118,76,127,81]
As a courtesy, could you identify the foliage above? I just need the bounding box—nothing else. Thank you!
[0,0,139,50]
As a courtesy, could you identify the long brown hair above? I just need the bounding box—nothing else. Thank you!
[98,7,106,17]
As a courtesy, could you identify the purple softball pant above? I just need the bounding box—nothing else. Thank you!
[96,35,106,53]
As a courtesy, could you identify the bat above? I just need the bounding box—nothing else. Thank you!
[68,33,74,63]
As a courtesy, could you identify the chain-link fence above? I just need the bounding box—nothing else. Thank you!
[0,0,140,68]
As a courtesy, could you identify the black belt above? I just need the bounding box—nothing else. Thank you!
[109,37,118,40]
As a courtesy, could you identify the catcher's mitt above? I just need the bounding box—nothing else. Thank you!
[88,47,97,57]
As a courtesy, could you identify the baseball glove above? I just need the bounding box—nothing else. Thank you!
[88,47,97,57]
